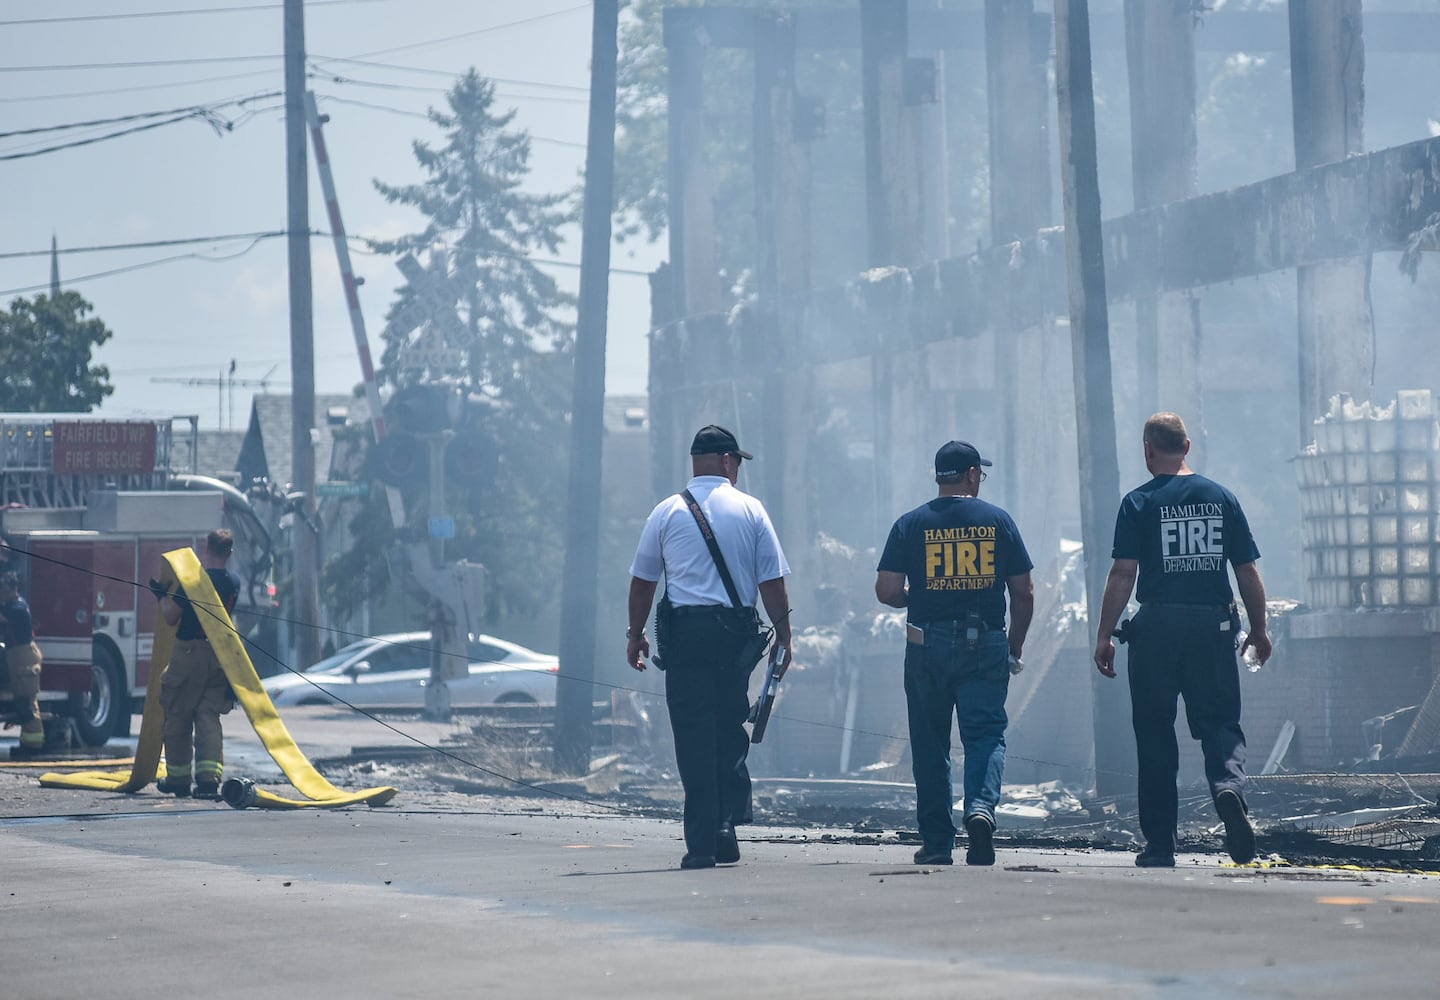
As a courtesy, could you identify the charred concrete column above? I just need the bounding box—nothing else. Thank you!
[985,0,1058,551]
[664,9,722,321]
[647,270,681,499]
[1054,0,1128,797]
[754,11,815,553]
[861,0,932,532]
[1289,0,1374,446]
[1124,0,1204,468]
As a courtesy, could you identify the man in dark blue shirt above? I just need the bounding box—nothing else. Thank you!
[1093,413,1272,867]
[876,440,1034,866]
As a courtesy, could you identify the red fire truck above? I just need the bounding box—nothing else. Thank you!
[2,489,223,744]
[0,417,274,747]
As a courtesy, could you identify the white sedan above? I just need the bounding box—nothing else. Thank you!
[265,631,558,709]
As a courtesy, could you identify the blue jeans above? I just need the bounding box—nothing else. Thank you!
[904,627,1011,855]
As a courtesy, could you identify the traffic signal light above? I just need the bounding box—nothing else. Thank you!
[390,384,461,434]
[370,432,424,486]
[444,430,497,491]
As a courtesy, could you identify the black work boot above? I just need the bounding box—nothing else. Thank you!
[156,778,191,796]
[715,823,740,865]
[1134,845,1176,867]
[964,814,996,866]
[1216,789,1256,864]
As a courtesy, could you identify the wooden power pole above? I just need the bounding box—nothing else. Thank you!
[554,0,619,776]
[284,0,320,671]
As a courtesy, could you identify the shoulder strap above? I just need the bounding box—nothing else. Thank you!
[681,489,745,609]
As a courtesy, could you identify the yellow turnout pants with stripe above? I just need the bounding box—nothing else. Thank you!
[160,638,229,783]
[7,642,44,748]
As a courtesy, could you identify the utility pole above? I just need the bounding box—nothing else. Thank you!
[1054,0,1127,797]
[284,0,321,671]
[554,0,619,776]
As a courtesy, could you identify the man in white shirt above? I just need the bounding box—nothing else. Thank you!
[626,425,793,870]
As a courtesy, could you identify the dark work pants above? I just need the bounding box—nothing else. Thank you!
[904,628,1010,855]
[1125,605,1247,854]
[661,611,755,859]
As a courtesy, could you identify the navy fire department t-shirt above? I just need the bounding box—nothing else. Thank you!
[0,596,33,646]
[878,496,1032,629]
[1111,473,1260,606]
[176,568,242,641]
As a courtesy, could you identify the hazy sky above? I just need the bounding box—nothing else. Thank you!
[0,0,657,430]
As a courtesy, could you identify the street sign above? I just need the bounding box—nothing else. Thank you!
[428,516,456,539]
[317,481,369,498]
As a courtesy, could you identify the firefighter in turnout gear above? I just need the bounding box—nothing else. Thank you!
[154,529,241,799]
[1,572,47,759]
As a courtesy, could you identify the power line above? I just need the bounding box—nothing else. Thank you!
[314,70,588,105]
[343,3,590,61]
[309,54,589,93]
[0,95,287,161]
[0,92,282,139]
[0,235,282,296]
[315,94,587,148]
[0,230,293,260]
[0,6,590,105]
[0,54,282,74]
[0,0,393,28]
[0,68,280,105]
[0,229,653,298]
[0,111,230,161]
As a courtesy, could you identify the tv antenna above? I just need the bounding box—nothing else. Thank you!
[151,361,284,429]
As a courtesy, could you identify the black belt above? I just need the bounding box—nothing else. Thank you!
[670,604,754,619]
[1145,601,1236,614]
[913,619,1001,632]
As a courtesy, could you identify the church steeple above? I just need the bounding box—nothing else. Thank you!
[49,233,60,299]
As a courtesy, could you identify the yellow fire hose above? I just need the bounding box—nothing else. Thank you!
[39,546,396,809]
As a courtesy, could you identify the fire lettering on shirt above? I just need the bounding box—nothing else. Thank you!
[924,538,996,590]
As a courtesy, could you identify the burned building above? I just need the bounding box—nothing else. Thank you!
[631,2,1440,792]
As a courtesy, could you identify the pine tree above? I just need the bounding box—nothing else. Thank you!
[336,70,576,624]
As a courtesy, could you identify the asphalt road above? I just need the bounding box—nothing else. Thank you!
[3,710,1440,999]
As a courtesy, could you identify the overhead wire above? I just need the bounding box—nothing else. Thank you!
[0,235,282,296]
[310,69,588,105]
[0,227,652,296]
[309,54,588,93]
[0,91,285,159]
[339,3,591,62]
[0,94,277,139]
[0,5,588,106]
[0,0,393,28]
[0,67,281,105]
[0,54,284,74]
[315,95,586,149]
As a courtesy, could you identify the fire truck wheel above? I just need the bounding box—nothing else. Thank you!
[70,645,126,747]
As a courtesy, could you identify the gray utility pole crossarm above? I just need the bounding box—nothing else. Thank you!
[1053,0,1127,798]
[554,0,619,776]
[284,0,321,672]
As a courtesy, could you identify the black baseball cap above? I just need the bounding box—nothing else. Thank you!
[690,424,753,460]
[934,440,992,479]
